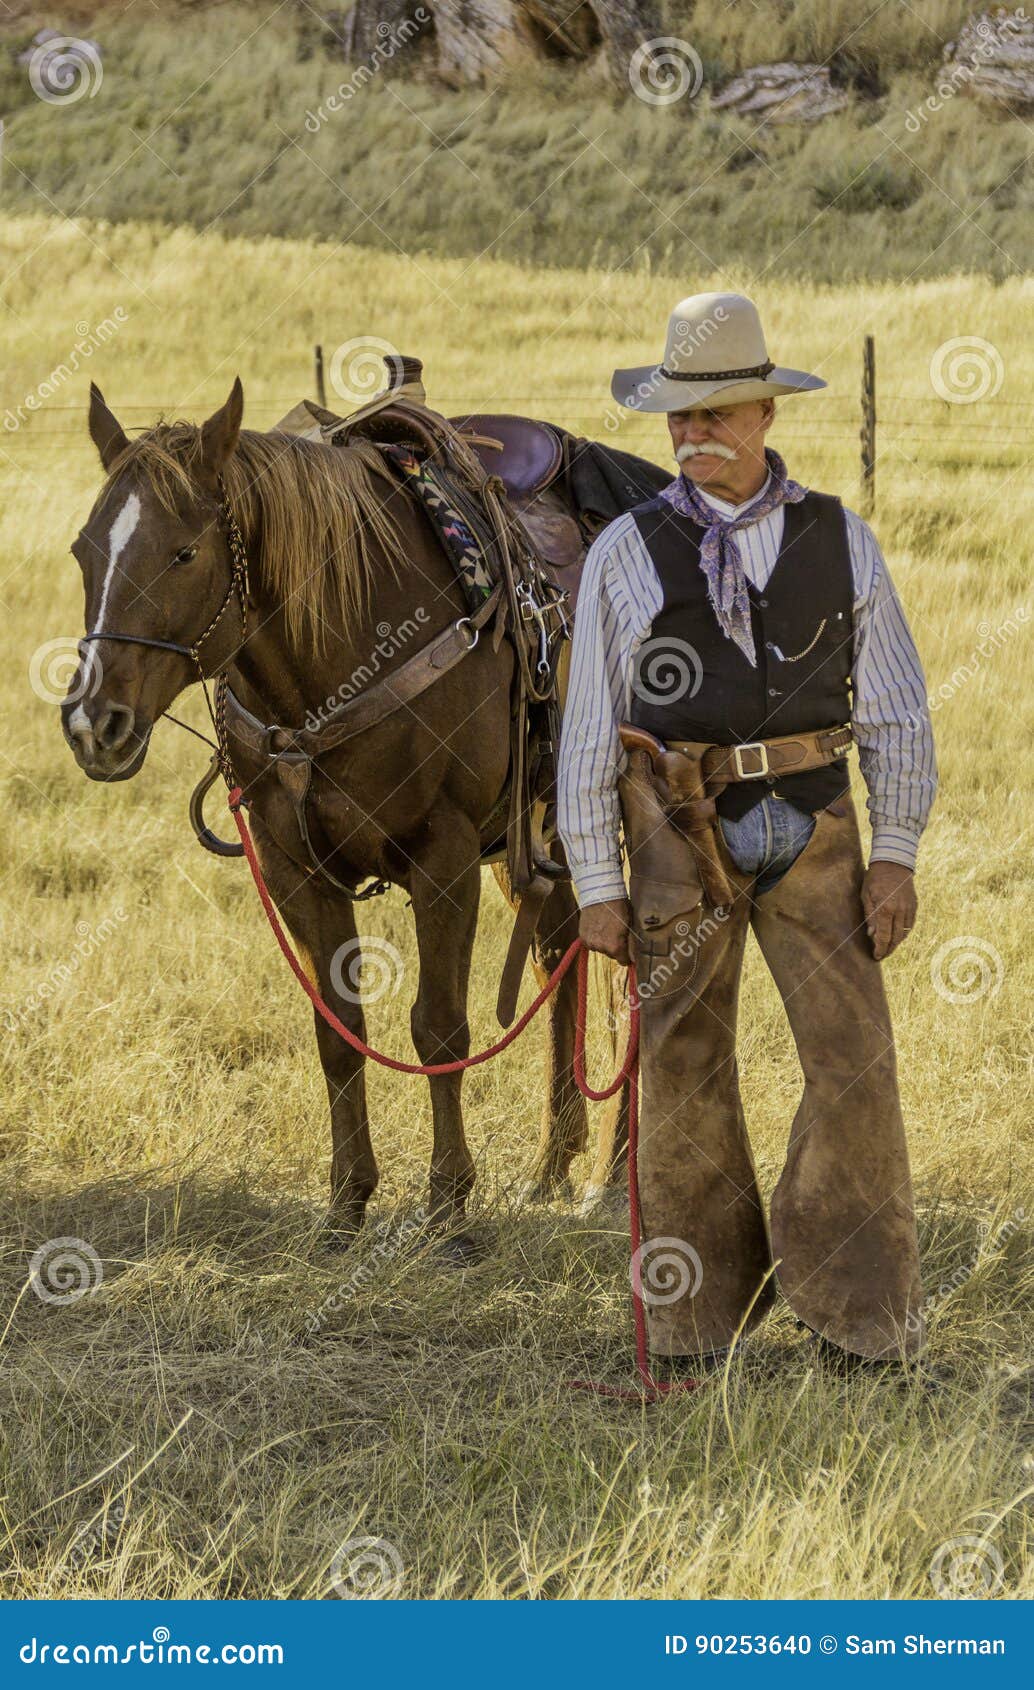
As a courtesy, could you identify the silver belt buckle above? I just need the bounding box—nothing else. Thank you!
[732,741,769,779]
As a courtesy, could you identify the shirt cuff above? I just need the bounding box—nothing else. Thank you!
[570,861,628,908]
[869,823,920,872]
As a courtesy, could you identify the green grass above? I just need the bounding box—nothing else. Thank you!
[0,1,1030,281]
[0,210,1031,1597]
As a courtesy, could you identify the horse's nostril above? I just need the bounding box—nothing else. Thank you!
[94,704,136,752]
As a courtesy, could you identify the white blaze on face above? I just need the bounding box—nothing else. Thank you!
[83,491,142,691]
[95,492,142,632]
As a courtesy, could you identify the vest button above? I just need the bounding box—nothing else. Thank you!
[759,597,769,607]
[765,641,774,651]
[768,687,781,697]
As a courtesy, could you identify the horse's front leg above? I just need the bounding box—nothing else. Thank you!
[407,819,481,1259]
[247,809,378,1240]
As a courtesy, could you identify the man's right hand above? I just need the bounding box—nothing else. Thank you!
[579,897,633,964]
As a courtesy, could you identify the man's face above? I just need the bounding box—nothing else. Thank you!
[667,399,773,489]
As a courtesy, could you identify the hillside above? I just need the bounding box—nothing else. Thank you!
[0,1,1031,280]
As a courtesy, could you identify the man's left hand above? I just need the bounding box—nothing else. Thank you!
[861,861,917,961]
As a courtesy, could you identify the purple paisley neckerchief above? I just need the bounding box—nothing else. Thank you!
[659,446,807,668]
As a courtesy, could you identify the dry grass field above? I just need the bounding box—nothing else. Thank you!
[0,211,1031,1598]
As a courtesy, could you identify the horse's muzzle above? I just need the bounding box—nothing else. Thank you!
[62,699,153,781]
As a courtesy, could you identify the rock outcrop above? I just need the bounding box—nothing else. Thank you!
[711,62,849,126]
[943,8,1034,112]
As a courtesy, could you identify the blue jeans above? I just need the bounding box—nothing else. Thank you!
[718,795,816,894]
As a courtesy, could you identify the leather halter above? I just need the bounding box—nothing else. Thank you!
[79,479,249,689]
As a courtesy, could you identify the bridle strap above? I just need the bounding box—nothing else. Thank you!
[78,479,249,780]
[81,631,195,658]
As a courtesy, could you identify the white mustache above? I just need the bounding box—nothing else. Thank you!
[676,440,739,463]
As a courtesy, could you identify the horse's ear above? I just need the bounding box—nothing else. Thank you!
[88,383,130,471]
[200,377,244,477]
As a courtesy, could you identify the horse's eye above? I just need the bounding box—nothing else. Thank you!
[172,545,199,566]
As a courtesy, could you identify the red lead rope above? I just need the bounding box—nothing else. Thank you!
[228,787,696,1401]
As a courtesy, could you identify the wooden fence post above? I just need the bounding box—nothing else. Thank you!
[861,334,876,516]
[314,344,326,408]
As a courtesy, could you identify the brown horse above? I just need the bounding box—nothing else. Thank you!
[62,379,625,1256]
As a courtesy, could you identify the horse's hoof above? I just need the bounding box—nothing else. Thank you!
[319,1219,361,1253]
[580,1182,628,1220]
[433,1230,490,1268]
[517,1175,574,1207]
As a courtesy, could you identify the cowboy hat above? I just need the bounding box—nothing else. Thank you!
[611,291,826,412]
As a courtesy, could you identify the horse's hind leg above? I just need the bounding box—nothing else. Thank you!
[408,818,481,1255]
[247,811,378,1241]
[522,875,588,1202]
[582,961,631,1217]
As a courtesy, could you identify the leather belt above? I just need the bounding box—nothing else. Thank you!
[618,723,853,910]
[672,725,853,795]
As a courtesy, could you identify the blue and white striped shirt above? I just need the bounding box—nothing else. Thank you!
[557,472,938,908]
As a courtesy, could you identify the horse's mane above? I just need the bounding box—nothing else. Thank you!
[98,423,405,651]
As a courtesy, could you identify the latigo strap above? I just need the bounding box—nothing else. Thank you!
[618,724,853,909]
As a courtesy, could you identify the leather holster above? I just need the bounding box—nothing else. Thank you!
[618,749,710,1001]
[619,725,736,913]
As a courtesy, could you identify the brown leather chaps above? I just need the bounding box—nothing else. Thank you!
[619,750,924,1362]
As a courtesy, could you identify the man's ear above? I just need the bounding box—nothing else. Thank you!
[88,383,130,471]
[759,398,776,431]
[200,377,244,478]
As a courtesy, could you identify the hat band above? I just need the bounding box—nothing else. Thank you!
[658,359,775,381]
